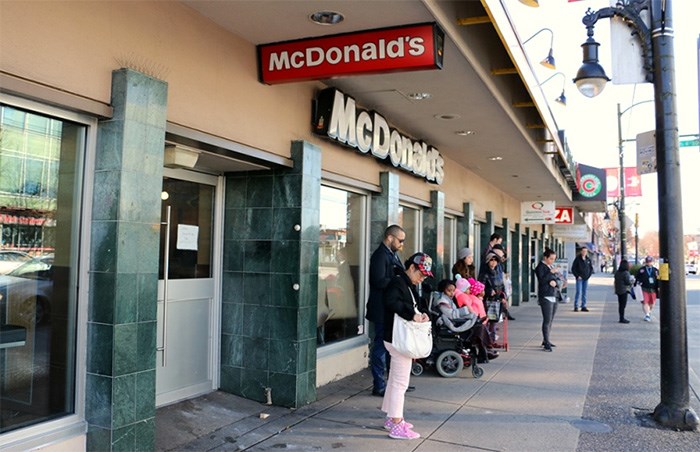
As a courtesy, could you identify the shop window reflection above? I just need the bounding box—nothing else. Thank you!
[0,105,81,434]
[317,186,365,346]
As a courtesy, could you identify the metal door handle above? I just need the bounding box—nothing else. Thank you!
[157,205,171,366]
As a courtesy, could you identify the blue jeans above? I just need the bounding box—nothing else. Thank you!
[370,321,388,392]
[574,278,589,308]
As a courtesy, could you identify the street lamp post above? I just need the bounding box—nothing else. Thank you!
[616,99,654,262]
[635,212,640,265]
[573,0,698,431]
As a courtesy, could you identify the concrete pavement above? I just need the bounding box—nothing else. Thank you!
[155,274,700,451]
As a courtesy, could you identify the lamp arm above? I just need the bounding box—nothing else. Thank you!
[581,1,653,82]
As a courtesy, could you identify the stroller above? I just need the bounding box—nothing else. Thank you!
[411,292,484,379]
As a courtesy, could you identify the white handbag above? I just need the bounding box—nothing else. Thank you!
[392,313,433,359]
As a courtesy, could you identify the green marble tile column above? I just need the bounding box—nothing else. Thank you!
[512,223,522,306]
[501,218,510,255]
[460,202,475,249]
[86,69,167,451]
[370,172,400,245]
[422,191,444,280]
[220,140,320,408]
[523,227,532,301]
[480,211,494,256]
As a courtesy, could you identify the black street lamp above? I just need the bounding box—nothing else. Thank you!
[573,0,698,431]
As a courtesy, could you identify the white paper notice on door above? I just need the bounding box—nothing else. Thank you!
[176,224,199,250]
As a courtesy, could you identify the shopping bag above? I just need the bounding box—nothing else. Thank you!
[486,300,501,321]
[632,285,643,301]
[391,314,432,359]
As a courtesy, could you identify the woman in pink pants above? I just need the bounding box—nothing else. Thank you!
[381,252,432,440]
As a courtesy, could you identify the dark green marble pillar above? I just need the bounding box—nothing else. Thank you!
[370,172,400,245]
[512,223,522,306]
[501,217,510,255]
[521,227,537,301]
[423,191,445,280]
[220,140,320,409]
[86,69,167,451]
[460,202,475,249]
[480,211,494,256]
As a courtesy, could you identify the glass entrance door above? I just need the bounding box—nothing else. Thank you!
[156,169,221,407]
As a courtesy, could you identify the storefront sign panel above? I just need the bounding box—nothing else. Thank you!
[521,201,556,224]
[258,23,444,84]
[312,88,444,184]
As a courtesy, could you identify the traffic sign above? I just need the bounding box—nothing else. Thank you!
[680,139,699,147]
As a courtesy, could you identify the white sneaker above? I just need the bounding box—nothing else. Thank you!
[644,314,651,322]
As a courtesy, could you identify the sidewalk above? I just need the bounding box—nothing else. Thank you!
[155,275,699,451]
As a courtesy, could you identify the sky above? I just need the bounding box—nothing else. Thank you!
[507,0,699,237]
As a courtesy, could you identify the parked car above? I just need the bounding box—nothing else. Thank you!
[0,250,32,275]
[686,262,698,275]
[0,255,54,326]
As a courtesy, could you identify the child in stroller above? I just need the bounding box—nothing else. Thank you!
[440,278,499,363]
[410,279,487,379]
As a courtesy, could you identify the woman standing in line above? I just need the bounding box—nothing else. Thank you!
[614,260,634,324]
[452,247,476,280]
[382,252,432,440]
[535,248,560,352]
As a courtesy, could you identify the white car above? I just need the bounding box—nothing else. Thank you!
[0,250,32,274]
[686,262,698,275]
[0,255,54,326]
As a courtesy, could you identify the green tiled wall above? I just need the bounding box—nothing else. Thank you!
[370,172,400,246]
[423,190,445,280]
[86,68,167,451]
[220,140,320,408]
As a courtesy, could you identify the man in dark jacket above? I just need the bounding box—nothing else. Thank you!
[571,246,594,312]
[366,225,405,396]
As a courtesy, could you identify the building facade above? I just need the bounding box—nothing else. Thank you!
[0,1,575,450]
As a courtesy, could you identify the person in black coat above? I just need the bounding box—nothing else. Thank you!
[381,252,432,439]
[535,248,562,351]
[634,256,660,322]
[613,259,634,323]
[366,225,405,396]
[571,245,594,312]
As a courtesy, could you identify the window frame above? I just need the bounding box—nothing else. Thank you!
[0,93,95,449]
[316,181,371,356]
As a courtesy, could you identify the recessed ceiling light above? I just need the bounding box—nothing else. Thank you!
[407,92,431,100]
[455,130,476,136]
[309,11,344,25]
[488,156,503,161]
[434,113,460,120]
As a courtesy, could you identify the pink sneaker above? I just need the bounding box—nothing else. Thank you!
[384,418,413,430]
[388,420,420,440]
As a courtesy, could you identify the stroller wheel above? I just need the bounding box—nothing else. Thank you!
[471,364,484,379]
[436,350,464,378]
[411,361,424,376]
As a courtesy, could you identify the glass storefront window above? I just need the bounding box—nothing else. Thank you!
[317,186,366,346]
[0,104,84,433]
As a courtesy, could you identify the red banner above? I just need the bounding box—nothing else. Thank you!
[258,23,444,84]
[555,207,574,224]
[605,167,643,198]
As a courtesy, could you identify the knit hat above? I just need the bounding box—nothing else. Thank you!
[455,275,471,293]
[457,247,473,260]
[468,278,485,296]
